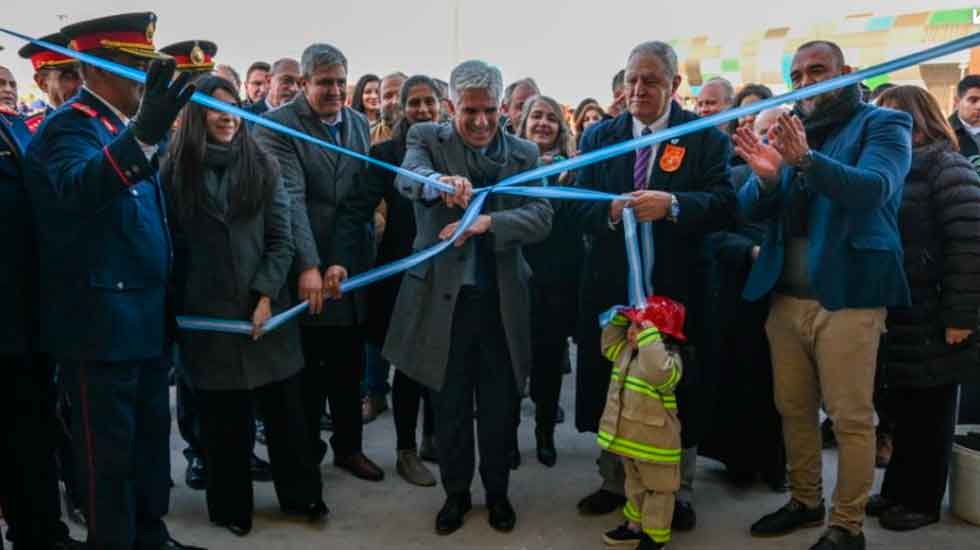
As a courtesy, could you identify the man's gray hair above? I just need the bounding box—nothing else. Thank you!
[703,76,735,103]
[627,41,679,79]
[382,71,408,84]
[449,60,503,105]
[503,77,540,104]
[300,43,348,79]
[270,57,299,76]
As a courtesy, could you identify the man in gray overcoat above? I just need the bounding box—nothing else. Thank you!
[372,60,552,536]
[253,43,384,484]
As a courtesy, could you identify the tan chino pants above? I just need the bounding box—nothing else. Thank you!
[765,294,885,534]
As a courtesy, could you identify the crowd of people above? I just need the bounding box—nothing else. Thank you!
[1,9,979,550]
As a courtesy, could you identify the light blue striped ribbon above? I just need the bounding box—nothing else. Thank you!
[5,26,978,334]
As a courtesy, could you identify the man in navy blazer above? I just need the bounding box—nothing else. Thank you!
[734,41,911,550]
[570,41,735,533]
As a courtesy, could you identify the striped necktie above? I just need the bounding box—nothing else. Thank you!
[633,127,652,190]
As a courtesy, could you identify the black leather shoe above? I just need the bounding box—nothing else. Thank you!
[879,505,939,531]
[334,452,385,482]
[810,526,865,550]
[672,500,696,531]
[151,537,207,550]
[603,522,644,548]
[282,499,329,523]
[213,519,252,537]
[637,535,665,550]
[865,494,896,517]
[435,493,472,535]
[185,456,206,491]
[751,499,825,537]
[250,453,273,482]
[487,495,516,532]
[535,425,557,467]
[577,489,627,516]
[50,535,86,549]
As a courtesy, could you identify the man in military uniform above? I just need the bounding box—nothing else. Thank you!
[160,40,217,77]
[18,33,82,133]
[0,64,84,550]
[24,12,204,550]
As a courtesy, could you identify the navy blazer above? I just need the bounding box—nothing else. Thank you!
[738,103,913,310]
[0,111,37,354]
[25,89,172,361]
[571,105,735,326]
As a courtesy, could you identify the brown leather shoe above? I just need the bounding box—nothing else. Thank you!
[334,452,385,482]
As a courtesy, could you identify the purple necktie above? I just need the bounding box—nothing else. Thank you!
[633,127,652,190]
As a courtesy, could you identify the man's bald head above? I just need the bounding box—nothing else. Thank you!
[0,66,17,110]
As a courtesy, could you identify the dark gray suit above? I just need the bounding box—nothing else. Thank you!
[253,95,374,459]
[383,122,552,497]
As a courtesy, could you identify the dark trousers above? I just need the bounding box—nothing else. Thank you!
[197,372,321,526]
[530,280,576,427]
[300,324,365,460]
[60,358,171,550]
[392,369,435,451]
[880,383,959,515]
[176,373,203,460]
[432,287,519,498]
[0,353,70,547]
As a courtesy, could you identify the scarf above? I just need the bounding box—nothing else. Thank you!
[462,129,508,188]
[201,135,242,217]
[785,83,863,236]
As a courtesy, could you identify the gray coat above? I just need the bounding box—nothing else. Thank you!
[253,96,374,326]
[382,122,553,391]
[166,159,304,391]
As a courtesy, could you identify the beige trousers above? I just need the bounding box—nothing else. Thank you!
[765,294,885,534]
[622,457,679,544]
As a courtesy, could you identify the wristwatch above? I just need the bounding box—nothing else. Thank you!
[667,194,680,223]
[796,149,815,170]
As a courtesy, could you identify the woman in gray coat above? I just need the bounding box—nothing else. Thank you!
[164,76,325,535]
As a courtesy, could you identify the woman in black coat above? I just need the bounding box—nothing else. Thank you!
[869,86,980,531]
[330,75,443,487]
[165,76,326,534]
[518,95,584,467]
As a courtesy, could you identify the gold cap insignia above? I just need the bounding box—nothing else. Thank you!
[190,43,205,65]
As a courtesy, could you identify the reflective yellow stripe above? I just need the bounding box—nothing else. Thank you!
[610,313,629,327]
[636,327,662,347]
[654,366,681,392]
[604,339,626,362]
[597,431,681,463]
[611,370,678,410]
[623,501,641,522]
[644,527,671,543]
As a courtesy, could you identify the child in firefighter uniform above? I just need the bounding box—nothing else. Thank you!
[598,297,685,550]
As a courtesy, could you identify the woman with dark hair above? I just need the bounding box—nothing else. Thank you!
[517,95,583,467]
[726,83,773,136]
[574,101,608,150]
[164,76,326,535]
[351,73,381,129]
[328,75,443,487]
[867,85,980,531]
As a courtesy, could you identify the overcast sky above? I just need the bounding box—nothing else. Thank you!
[0,0,973,104]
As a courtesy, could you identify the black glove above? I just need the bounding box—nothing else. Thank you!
[131,58,196,144]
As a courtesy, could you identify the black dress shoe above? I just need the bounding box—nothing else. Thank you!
[152,537,207,550]
[879,505,940,531]
[213,519,252,537]
[865,494,896,517]
[535,425,557,467]
[751,499,825,537]
[577,489,627,516]
[810,526,865,550]
[250,453,273,482]
[185,456,206,491]
[637,535,665,550]
[50,535,86,550]
[435,493,472,535]
[672,500,696,531]
[282,500,329,523]
[487,496,516,532]
[334,452,385,481]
